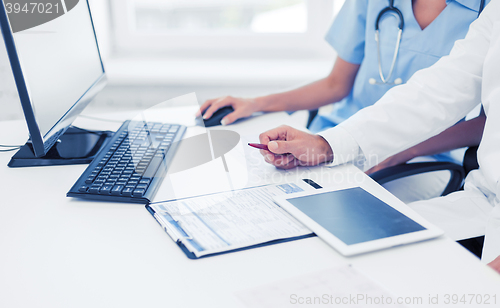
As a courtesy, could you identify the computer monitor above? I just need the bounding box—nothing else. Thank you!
[0,0,108,167]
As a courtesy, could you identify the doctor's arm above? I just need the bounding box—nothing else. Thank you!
[366,113,486,174]
[197,58,360,125]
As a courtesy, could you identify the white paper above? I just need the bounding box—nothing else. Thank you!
[235,265,407,308]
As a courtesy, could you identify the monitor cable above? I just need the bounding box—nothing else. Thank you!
[0,144,21,152]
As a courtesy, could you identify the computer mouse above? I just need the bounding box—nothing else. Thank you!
[196,106,234,127]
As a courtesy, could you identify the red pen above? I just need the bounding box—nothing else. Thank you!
[248,143,269,151]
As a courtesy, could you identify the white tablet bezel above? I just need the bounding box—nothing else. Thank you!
[273,182,443,256]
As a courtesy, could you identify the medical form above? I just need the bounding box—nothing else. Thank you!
[147,182,315,258]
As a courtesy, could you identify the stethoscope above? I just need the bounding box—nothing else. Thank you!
[369,0,486,86]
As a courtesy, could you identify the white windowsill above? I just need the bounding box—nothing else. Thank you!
[103,57,335,87]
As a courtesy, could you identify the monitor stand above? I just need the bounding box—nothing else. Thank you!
[8,127,113,168]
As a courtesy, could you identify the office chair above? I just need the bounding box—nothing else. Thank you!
[307,109,319,129]
[369,146,478,196]
[369,161,465,197]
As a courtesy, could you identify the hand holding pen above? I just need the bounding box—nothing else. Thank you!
[248,125,334,169]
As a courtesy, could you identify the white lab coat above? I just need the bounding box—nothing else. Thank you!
[319,0,500,263]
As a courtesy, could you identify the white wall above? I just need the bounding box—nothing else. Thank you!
[0,34,23,121]
[0,0,336,121]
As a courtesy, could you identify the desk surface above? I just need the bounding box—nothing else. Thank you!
[1,108,499,308]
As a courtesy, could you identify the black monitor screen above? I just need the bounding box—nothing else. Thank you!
[287,187,426,245]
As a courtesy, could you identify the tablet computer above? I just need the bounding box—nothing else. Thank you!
[273,184,443,256]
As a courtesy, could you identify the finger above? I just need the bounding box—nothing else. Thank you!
[267,139,300,155]
[259,125,292,144]
[263,153,276,165]
[365,166,378,175]
[273,153,296,167]
[275,158,300,170]
[220,109,242,125]
[203,98,232,120]
[259,150,275,164]
[196,99,215,117]
[263,153,294,168]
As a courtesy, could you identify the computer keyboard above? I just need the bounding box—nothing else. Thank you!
[67,120,186,203]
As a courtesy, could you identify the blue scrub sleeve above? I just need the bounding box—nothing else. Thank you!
[325,0,368,65]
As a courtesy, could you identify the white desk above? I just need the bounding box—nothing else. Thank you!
[1,108,499,308]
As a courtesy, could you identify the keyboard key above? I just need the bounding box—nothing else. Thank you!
[143,156,164,178]
[119,177,130,183]
[99,185,113,194]
[132,189,146,198]
[111,185,124,195]
[89,185,101,194]
[122,187,134,196]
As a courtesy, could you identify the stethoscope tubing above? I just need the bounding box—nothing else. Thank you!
[373,2,404,85]
[372,0,486,86]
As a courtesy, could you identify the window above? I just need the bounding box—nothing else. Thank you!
[110,0,343,59]
[134,0,308,34]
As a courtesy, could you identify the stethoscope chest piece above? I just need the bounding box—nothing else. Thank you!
[369,77,402,85]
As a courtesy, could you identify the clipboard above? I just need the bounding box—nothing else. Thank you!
[147,204,314,259]
[145,181,321,259]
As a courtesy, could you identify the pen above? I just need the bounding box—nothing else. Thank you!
[248,143,269,151]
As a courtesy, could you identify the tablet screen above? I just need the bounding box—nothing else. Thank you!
[286,187,426,245]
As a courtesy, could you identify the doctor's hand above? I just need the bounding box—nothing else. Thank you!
[259,125,333,169]
[196,96,261,125]
[488,255,500,275]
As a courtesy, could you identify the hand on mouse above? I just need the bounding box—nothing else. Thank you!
[196,96,261,125]
[259,125,334,169]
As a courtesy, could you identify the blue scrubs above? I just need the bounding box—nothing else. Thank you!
[309,0,488,133]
